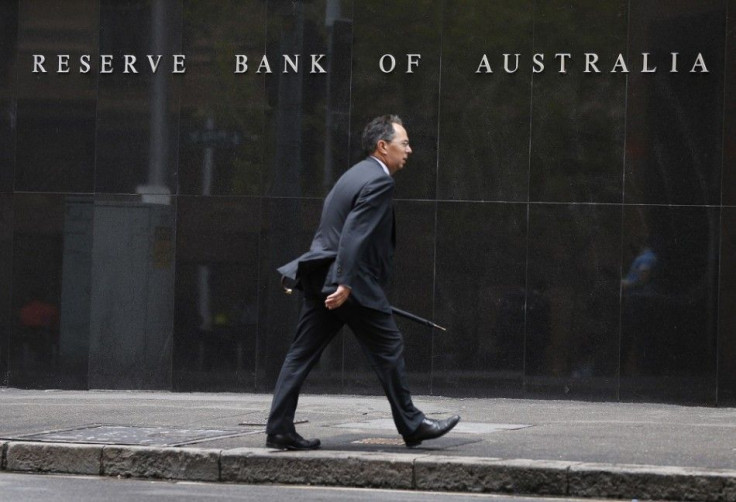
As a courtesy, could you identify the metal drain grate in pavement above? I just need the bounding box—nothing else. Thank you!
[3,425,259,447]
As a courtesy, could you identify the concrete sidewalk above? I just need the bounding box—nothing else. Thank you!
[1,388,735,500]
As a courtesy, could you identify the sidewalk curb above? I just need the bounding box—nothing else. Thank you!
[3,440,736,501]
[6,442,101,475]
[221,448,416,489]
[102,445,221,481]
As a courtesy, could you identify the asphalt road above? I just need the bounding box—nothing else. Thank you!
[0,473,631,502]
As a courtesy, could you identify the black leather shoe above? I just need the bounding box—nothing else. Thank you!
[403,415,461,447]
[266,432,321,450]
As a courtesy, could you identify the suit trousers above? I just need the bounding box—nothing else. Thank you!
[266,285,425,437]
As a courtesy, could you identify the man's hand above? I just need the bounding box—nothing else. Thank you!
[325,284,351,310]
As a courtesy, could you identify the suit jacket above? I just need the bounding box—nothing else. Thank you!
[278,157,396,313]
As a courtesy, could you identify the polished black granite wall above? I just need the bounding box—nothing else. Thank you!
[2,0,735,405]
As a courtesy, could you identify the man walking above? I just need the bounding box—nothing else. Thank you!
[266,115,460,450]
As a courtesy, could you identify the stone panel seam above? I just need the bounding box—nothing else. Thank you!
[1,441,7,471]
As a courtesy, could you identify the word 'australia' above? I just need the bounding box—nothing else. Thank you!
[234,54,327,74]
[476,52,709,73]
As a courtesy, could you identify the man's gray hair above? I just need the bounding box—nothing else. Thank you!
[361,115,403,155]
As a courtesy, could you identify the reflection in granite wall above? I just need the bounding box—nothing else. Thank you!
[95,0,182,195]
[625,0,726,206]
[719,0,736,404]
[10,195,67,388]
[264,0,348,199]
[0,196,11,385]
[88,196,175,389]
[0,1,17,385]
[530,0,628,203]
[178,0,266,197]
[724,0,736,207]
[15,1,98,193]
[439,0,533,202]
[527,204,621,399]
[621,205,719,402]
[58,197,93,388]
[3,0,736,406]
[434,202,527,397]
[0,1,18,193]
[720,209,736,404]
[173,197,260,391]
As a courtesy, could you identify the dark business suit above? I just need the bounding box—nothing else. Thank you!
[267,157,425,436]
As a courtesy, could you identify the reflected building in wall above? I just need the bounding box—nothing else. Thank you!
[2,0,736,406]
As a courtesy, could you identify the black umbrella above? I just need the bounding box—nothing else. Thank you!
[391,306,447,332]
[281,278,446,331]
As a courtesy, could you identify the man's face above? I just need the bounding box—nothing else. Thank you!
[380,124,412,174]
